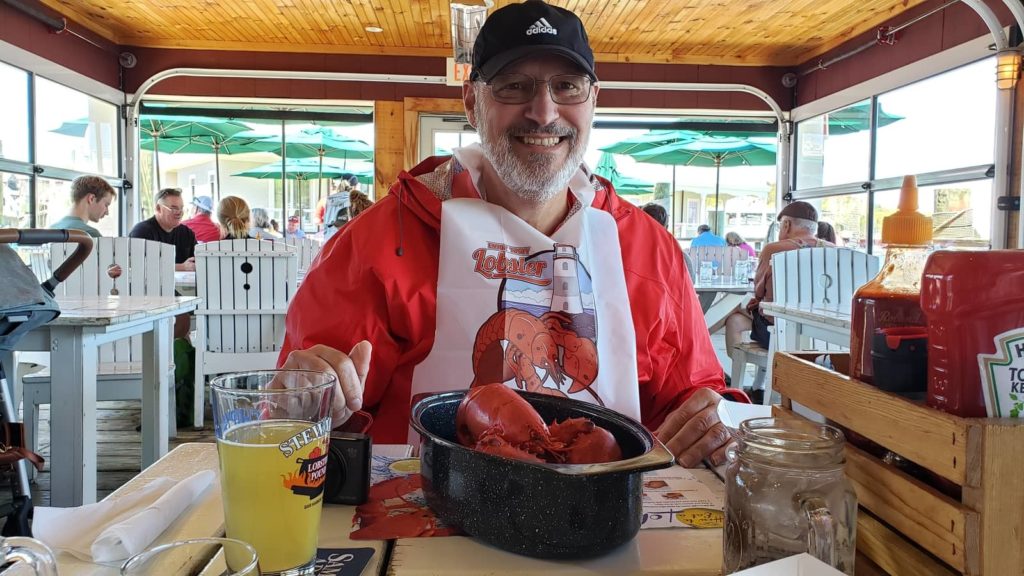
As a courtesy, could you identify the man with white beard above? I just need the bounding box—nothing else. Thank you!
[279,0,744,468]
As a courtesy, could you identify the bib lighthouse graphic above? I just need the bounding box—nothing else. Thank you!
[470,242,601,404]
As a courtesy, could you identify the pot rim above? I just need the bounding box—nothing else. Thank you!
[410,388,674,476]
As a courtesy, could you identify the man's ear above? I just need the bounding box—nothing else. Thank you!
[463,81,477,128]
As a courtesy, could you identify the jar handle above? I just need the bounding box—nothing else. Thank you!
[0,537,59,576]
[800,495,836,567]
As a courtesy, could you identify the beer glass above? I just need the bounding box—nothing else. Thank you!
[211,370,335,576]
[0,537,57,575]
[120,538,259,575]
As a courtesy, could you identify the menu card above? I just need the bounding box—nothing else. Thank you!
[640,466,724,529]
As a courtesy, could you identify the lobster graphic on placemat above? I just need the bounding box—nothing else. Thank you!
[469,308,601,403]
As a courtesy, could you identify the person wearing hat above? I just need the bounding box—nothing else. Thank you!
[279,0,745,468]
[285,214,306,239]
[181,195,224,243]
[724,201,834,360]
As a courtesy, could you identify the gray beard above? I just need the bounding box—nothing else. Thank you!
[474,97,588,204]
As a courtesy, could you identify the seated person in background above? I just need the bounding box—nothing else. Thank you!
[217,196,252,240]
[690,224,727,247]
[129,187,198,339]
[724,201,834,352]
[817,220,837,244]
[725,231,756,258]
[50,175,115,238]
[249,208,282,240]
[278,0,746,469]
[181,195,223,243]
[284,215,306,239]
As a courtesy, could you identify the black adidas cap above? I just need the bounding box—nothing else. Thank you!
[471,1,597,82]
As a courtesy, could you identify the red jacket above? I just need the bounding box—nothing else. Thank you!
[280,156,727,443]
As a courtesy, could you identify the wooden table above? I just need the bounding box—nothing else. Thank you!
[56,443,387,575]
[388,468,726,576]
[0,296,199,506]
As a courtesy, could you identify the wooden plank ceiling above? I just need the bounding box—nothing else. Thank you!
[39,0,931,66]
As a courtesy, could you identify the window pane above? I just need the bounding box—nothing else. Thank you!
[872,179,991,252]
[35,176,121,237]
[875,58,996,179]
[0,62,30,162]
[795,100,872,189]
[804,193,869,251]
[35,77,119,176]
[1,172,31,228]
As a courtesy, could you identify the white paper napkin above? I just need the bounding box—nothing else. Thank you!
[34,470,214,563]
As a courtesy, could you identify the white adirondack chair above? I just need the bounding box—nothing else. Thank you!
[731,247,880,392]
[749,247,880,403]
[193,239,298,427]
[282,237,322,271]
[21,237,177,454]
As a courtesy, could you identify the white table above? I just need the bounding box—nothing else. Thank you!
[55,443,387,575]
[694,279,752,331]
[388,468,726,576]
[759,302,852,406]
[759,302,852,351]
[0,296,199,506]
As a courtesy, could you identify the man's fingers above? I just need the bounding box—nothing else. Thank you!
[348,340,372,388]
[676,420,732,469]
[656,388,719,441]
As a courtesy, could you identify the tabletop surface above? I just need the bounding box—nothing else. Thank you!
[760,302,852,329]
[693,279,752,293]
[50,295,200,326]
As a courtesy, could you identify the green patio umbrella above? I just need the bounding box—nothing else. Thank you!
[243,127,374,197]
[234,158,372,182]
[138,114,252,191]
[593,152,654,196]
[139,133,263,202]
[599,130,699,155]
[631,136,777,234]
[824,101,904,134]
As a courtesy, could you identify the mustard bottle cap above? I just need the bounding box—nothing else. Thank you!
[881,175,932,245]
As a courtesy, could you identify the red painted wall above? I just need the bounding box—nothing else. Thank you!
[0,1,120,88]
[795,0,1016,106]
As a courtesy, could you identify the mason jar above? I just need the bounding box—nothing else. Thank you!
[723,418,857,575]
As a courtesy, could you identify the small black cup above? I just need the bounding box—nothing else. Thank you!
[871,327,928,398]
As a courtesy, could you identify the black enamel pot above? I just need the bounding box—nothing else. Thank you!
[409,389,674,559]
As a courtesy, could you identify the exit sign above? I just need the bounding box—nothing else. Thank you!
[446,58,473,86]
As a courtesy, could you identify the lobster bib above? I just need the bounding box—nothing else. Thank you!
[409,147,640,441]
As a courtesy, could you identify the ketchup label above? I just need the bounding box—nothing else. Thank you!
[979,328,1024,418]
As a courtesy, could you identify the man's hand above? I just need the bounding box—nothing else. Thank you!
[279,341,372,425]
[655,388,733,468]
[175,257,196,272]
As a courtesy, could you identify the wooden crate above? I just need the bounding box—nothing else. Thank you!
[771,352,1024,576]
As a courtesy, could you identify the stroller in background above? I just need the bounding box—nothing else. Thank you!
[0,229,93,536]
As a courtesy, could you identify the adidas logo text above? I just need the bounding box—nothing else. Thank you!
[525,17,557,35]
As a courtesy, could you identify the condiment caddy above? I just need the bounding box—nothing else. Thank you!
[771,351,1024,576]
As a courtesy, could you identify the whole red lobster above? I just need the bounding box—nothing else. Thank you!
[455,383,622,464]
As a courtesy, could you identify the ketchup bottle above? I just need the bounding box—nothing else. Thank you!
[922,250,1024,417]
[850,176,933,386]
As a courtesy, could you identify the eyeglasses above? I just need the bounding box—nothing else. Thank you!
[485,73,594,105]
[158,202,184,214]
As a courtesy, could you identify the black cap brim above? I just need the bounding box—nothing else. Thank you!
[471,45,597,82]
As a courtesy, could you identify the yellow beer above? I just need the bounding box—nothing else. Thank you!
[218,419,330,574]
